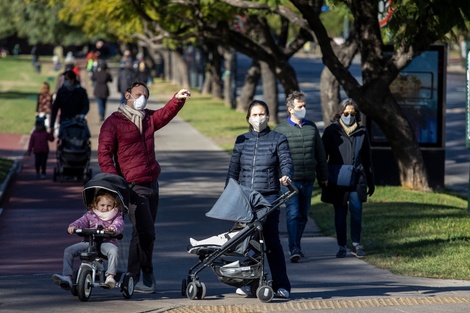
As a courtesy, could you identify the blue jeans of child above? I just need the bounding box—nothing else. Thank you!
[281,181,313,254]
[333,191,363,247]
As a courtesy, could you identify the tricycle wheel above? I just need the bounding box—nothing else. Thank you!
[77,268,93,302]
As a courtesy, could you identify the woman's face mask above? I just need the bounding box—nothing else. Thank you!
[249,116,269,132]
[131,95,147,110]
[341,113,356,126]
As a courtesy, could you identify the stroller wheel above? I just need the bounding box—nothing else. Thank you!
[256,285,274,303]
[196,282,206,300]
[181,279,187,297]
[186,282,199,300]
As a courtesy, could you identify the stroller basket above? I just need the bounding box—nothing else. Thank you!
[214,260,262,280]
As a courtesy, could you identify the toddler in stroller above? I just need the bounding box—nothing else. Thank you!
[53,116,92,182]
[52,173,134,301]
[184,178,297,303]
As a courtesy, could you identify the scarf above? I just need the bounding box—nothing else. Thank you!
[118,103,145,134]
[93,208,119,222]
[339,119,358,136]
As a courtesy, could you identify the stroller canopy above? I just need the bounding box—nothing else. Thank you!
[205,178,271,223]
[82,173,130,214]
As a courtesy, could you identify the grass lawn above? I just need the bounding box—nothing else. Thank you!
[2,57,470,281]
[0,56,59,134]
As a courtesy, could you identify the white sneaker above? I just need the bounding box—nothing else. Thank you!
[236,285,252,296]
[52,274,72,290]
[276,288,290,299]
[105,275,116,288]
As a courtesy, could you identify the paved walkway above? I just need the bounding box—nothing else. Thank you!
[0,61,469,313]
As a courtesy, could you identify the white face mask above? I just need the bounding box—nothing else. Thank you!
[93,208,118,222]
[131,95,147,111]
[291,107,306,120]
[249,116,269,132]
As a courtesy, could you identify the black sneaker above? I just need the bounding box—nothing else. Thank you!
[289,249,301,263]
[351,245,365,258]
[336,246,347,258]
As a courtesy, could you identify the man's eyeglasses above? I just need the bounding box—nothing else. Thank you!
[343,112,356,117]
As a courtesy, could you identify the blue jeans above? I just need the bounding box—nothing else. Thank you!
[96,97,107,120]
[281,181,313,254]
[333,191,363,247]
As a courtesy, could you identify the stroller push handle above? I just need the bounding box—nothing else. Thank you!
[285,179,298,194]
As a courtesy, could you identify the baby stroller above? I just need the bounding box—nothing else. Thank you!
[183,178,298,303]
[53,116,92,183]
[70,173,134,302]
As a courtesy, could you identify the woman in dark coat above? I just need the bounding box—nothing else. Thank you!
[226,100,293,299]
[92,61,113,121]
[321,98,375,259]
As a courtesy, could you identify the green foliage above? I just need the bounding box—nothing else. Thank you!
[312,186,470,280]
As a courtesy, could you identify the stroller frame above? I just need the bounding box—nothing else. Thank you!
[183,182,298,303]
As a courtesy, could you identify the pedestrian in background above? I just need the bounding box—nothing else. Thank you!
[28,118,53,179]
[274,91,328,263]
[98,82,191,293]
[227,100,292,299]
[36,82,53,128]
[321,98,375,259]
[92,60,113,121]
[117,61,135,104]
[50,70,89,138]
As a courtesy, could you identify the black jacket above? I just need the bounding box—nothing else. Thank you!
[321,121,374,204]
[50,84,89,131]
[226,127,293,196]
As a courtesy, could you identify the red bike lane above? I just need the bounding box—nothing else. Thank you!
[0,133,85,276]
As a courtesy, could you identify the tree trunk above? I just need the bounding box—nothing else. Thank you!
[171,49,190,89]
[320,39,358,126]
[320,68,340,126]
[237,59,260,113]
[223,48,236,108]
[260,61,279,124]
[361,86,431,191]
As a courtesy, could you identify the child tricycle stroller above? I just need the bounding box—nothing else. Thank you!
[183,178,297,303]
[71,173,133,302]
[53,116,92,183]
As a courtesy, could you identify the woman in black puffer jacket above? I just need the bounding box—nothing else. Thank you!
[226,100,293,299]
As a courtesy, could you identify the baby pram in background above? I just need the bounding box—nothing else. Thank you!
[183,178,298,303]
[71,173,133,301]
[53,116,92,183]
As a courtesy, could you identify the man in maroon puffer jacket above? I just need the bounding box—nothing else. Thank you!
[98,82,191,293]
